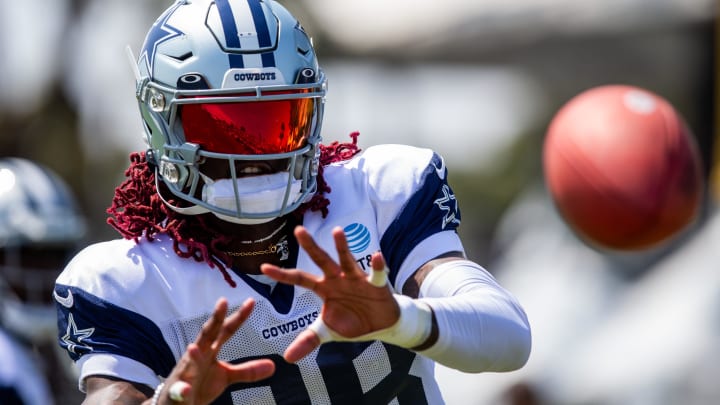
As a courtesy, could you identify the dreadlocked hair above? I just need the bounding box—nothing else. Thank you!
[107,132,361,287]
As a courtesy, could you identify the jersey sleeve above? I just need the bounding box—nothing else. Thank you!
[54,242,177,390]
[55,285,176,384]
[358,144,465,289]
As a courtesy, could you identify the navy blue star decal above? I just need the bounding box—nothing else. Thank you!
[138,2,184,73]
[61,313,95,355]
[434,184,460,229]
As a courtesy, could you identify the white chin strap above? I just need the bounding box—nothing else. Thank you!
[202,172,302,225]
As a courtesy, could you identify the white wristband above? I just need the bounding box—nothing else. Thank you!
[308,294,433,348]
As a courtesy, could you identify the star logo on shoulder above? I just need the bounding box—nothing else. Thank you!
[62,313,95,355]
[434,184,460,229]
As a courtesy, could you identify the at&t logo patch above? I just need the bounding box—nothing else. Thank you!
[343,223,370,254]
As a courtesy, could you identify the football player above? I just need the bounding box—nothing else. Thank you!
[0,157,86,404]
[54,1,531,404]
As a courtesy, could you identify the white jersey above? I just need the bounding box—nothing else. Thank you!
[55,144,464,404]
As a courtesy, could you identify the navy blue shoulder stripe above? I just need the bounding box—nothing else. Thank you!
[380,153,461,284]
[54,284,176,378]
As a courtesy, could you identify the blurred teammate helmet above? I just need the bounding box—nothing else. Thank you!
[135,0,326,224]
[0,158,86,343]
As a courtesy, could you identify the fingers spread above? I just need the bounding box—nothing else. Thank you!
[214,298,254,350]
[197,298,229,350]
[261,264,319,291]
[284,329,322,364]
[295,226,341,278]
[186,342,202,362]
[227,359,276,383]
[332,227,364,278]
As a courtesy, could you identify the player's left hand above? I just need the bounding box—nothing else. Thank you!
[158,297,276,404]
[261,225,400,363]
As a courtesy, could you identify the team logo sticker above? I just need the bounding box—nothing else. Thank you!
[61,313,95,355]
[434,184,460,229]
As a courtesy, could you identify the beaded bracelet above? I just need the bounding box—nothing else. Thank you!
[151,382,165,405]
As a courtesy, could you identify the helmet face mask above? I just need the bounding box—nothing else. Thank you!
[136,0,326,224]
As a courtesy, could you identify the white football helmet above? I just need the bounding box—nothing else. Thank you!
[135,0,326,224]
[0,158,86,344]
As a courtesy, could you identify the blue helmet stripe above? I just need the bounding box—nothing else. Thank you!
[216,0,245,68]
[261,52,275,68]
[247,0,276,67]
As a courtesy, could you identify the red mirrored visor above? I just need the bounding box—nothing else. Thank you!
[180,95,315,155]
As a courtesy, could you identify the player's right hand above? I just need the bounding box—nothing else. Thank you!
[261,226,414,363]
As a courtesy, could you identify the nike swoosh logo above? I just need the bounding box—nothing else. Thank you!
[54,289,74,308]
[433,158,446,179]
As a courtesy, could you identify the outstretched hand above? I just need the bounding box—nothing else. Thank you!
[261,226,400,363]
[157,298,275,404]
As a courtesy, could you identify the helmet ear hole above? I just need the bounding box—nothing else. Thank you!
[177,73,210,90]
[295,68,316,84]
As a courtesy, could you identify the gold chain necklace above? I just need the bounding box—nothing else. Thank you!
[227,244,278,256]
[238,220,287,244]
[226,236,290,260]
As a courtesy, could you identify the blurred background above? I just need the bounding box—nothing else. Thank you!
[0,0,717,403]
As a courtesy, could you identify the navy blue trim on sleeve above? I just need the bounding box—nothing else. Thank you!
[380,153,461,285]
[55,284,176,378]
